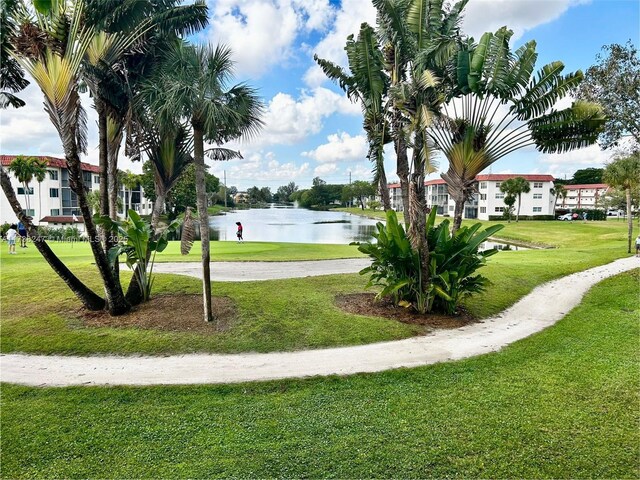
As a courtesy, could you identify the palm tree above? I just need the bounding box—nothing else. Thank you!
[432,27,606,232]
[147,41,264,323]
[550,182,568,213]
[500,177,530,222]
[314,23,391,210]
[603,152,640,253]
[11,0,129,315]
[0,0,29,108]
[32,158,47,224]
[7,155,35,213]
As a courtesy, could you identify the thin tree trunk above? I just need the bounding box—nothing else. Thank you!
[626,188,632,253]
[516,195,521,222]
[97,102,109,222]
[452,199,465,232]
[379,167,391,211]
[151,191,166,231]
[394,125,411,223]
[66,155,130,316]
[107,123,123,221]
[1,167,105,310]
[194,127,213,322]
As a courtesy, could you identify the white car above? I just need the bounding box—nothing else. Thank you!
[558,213,574,221]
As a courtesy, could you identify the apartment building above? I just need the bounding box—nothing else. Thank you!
[388,174,556,220]
[560,184,609,210]
[1,155,152,231]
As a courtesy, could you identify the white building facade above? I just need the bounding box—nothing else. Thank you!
[1,155,152,231]
[560,183,609,210]
[388,174,556,220]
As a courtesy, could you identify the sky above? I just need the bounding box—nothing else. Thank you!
[1,0,638,191]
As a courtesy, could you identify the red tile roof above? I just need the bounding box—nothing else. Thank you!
[565,183,609,190]
[475,174,555,182]
[0,155,100,173]
[40,216,85,224]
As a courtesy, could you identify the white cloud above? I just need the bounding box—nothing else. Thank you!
[303,0,376,87]
[302,132,367,163]
[207,0,336,78]
[462,0,591,41]
[241,87,360,147]
[313,162,339,176]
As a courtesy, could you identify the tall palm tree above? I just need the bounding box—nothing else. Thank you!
[432,26,606,232]
[315,23,391,210]
[500,176,530,222]
[11,0,129,315]
[148,41,264,323]
[7,155,35,212]
[32,158,47,224]
[603,152,640,253]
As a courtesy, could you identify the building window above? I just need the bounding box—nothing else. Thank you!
[480,182,487,189]
[51,208,60,216]
[449,205,454,211]
[533,182,543,188]
[83,171,92,191]
[495,182,501,188]
[48,170,58,180]
[480,206,486,213]
[480,194,487,200]
[495,193,504,199]
[26,209,35,216]
[94,175,100,184]
[533,193,542,199]
[532,207,542,212]
[50,188,59,198]
[17,187,34,195]
[494,207,504,213]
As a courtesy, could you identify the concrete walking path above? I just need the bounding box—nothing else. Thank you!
[152,258,371,281]
[1,257,637,387]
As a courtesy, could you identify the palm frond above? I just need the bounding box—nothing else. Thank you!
[180,206,195,255]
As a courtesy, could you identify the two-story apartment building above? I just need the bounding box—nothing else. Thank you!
[1,155,151,231]
[560,184,609,210]
[388,174,556,220]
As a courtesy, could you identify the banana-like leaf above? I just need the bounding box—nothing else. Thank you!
[180,207,195,255]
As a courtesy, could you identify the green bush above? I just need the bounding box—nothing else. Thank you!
[358,210,503,314]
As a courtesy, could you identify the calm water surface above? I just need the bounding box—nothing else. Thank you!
[209,205,379,244]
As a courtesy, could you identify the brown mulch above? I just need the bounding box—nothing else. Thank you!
[76,295,237,333]
[335,293,476,329]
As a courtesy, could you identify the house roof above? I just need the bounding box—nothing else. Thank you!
[475,174,555,182]
[1,155,100,173]
[40,215,85,224]
[565,183,609,190]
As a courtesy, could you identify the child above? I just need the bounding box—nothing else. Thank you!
[18,220,27,247]
[236,222,243,242]
[6,224,17,254]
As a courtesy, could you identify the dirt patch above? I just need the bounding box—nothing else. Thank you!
[76,295,237,333]
[335,293,476,329]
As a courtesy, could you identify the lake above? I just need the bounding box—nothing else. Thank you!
[208,205,379,244]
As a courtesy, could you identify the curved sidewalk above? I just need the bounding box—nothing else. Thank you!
[2,257,637,387]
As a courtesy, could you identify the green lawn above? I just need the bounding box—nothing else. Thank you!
[2,270,638,478]
[0,220,634,354]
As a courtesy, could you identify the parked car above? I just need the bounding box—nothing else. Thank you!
[558,213,574,221]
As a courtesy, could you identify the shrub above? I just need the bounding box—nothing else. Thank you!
[358,210,504,314]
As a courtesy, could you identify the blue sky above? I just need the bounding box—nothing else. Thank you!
[1,0,638,191]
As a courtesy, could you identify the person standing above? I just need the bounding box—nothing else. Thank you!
[635,234,640,257]
[236,222,243,242]
[17,221,27,248]
[6,224,17,254]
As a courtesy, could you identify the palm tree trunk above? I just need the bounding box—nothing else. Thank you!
[394,124,411,223]
[516,194,522,222]
[626,188,632,253]
[452,199,465,232]
[151,191,166,231]
[1,168,105,310]
[97,102,110,220]
[66,156,130,316]
[107,124,123,221]
[379,167,391,211]
[193,127,213,322]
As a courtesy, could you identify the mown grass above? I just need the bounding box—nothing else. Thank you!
[0,219,634,354]
[2,270,638,478]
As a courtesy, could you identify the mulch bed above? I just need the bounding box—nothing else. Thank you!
[77,294,237,333]
[335,293,476,329]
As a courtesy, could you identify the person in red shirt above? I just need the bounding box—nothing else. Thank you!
[236,222,243,242]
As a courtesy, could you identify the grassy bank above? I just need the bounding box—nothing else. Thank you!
[0,220,634,354]
[2,270,638,478]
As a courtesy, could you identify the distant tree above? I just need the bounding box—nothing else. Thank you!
[551,182,568,212]
[259,186,272,203]
[603,152,640,253]
[246,186,261,203]
[570,168,604,185]
[503,194,516,223]
[275,182,298,202]
[500,177,530,222]
[576,41,640,151]
[342,180,375,210]
[8,156,46,214]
